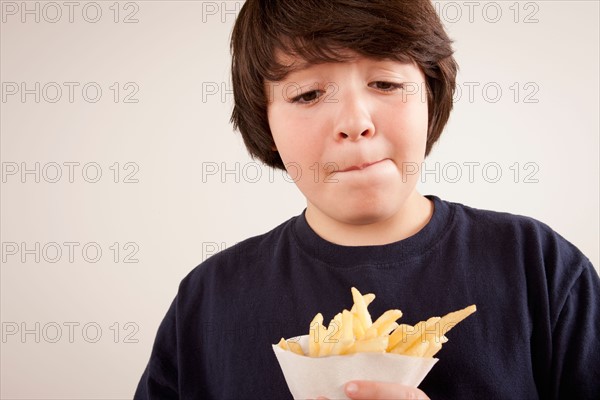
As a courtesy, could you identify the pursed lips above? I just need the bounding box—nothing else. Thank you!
[338,159,387,172]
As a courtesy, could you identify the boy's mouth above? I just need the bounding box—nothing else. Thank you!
[339,159,388,172]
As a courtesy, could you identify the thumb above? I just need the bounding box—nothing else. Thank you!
[345,380,430,400]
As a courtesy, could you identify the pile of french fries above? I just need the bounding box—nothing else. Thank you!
[278,287,476,358]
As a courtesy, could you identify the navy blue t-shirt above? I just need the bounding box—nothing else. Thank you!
[134,195,600,399]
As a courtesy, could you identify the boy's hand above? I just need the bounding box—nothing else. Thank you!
[316,380,430,400]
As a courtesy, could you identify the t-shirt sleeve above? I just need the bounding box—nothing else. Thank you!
[133,297,179,399]
[551,262,600,398]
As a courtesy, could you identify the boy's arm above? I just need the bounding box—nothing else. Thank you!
[134,297,179,399]
[551,262,600,398]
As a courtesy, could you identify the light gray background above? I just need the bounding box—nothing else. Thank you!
[1,1,598,398]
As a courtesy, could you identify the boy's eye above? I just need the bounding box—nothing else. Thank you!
[290,90,323,104]
[289,81,403,104]
[370,81,404,91]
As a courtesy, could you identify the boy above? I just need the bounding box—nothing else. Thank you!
[135,1,600,399]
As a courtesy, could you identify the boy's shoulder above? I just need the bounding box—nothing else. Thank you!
[178,213,299,289]
[441,195,592,268]
[444,196,560,237]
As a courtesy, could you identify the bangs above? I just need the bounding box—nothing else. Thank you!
[252,1,425,82]
[266,36,415,82]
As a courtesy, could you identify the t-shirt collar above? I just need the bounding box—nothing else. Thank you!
[291,195,453,267]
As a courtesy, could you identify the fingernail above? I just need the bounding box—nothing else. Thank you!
[345,382,359,394]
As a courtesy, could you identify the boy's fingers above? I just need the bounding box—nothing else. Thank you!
[345,381,430,400]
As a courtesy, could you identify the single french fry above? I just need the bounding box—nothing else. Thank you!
[352,311,366,340]
[350,293,375,313]
[364,309,403,339]
[286,339,304,355]
[438,305,477,336]
[351,287,373,331]
[308,313,323,357]
[381,322,399,336]
[349,291,375,340]
[340,310,354,343]
[368,321,399,340]
[277,337,289,351]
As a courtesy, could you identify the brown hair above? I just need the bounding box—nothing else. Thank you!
[230,0,458,170]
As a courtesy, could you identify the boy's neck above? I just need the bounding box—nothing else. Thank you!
[304,192,434,247]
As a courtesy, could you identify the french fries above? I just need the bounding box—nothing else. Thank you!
[277,287,476,358]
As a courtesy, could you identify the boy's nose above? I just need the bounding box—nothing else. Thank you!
[333,94,375,141]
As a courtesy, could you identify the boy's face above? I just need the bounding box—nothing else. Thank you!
[267,51,429,227]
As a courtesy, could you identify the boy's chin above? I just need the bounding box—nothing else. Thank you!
[309,189,423,228]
